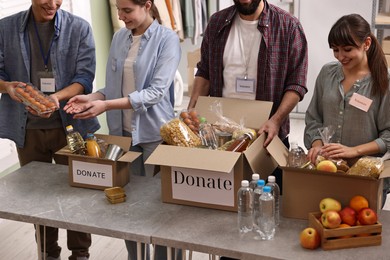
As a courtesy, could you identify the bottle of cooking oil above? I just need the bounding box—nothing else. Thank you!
[65,125,86,155]
[85,133,102,158]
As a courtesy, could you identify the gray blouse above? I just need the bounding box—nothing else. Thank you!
[304,61,390,155]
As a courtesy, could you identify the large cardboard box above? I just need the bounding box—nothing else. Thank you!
[56,134,141,190]
[186,48,200,96]
[263,136,390,220]
[146,96,273,211]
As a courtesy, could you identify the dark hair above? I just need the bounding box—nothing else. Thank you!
[328,14,389,96]
[132,0,161,24]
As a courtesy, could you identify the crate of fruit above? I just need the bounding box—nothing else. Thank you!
[308,212,382,250]
[14,84,57,115]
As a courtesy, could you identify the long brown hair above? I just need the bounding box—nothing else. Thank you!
[328,14,389,96]
[132,0,161,24]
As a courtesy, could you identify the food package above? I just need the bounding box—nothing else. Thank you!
[160,118,202,147]
[346,156,384,178]
[15,84,57,115]
[209,100,242,134]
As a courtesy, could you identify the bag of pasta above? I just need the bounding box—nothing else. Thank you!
[160,118,202,147]
[346,156,384,179]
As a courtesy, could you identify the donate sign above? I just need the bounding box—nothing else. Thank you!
[171,167,235,207]
[72,160,113,187]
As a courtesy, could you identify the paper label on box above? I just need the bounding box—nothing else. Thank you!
[72,161,113,187]
[171,167,234,207]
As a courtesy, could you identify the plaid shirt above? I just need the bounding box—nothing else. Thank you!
[196,2,308,140]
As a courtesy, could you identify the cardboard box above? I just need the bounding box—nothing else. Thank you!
[186,48,200,96]
[146,96,273,211]
[263,136,390,220]
[309,212,382,250]
[56,134,141,190]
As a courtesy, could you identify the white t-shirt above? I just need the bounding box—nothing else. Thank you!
[222,14,261,100]
[122,34,142,133]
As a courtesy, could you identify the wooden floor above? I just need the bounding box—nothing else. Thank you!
[0,218,210,260]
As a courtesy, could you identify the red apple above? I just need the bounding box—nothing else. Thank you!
[339,206,357,226]
[300,227,321,249]
[357,208,378,225]
[321,210,341,229]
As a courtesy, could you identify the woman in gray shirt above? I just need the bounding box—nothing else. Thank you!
[304,14,390,164]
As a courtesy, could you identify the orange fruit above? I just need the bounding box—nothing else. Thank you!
[349,195,369,213]
[338,223,353,238]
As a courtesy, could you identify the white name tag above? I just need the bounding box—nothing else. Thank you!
[40,78,56,93]
[349,93,372,112]
[236,77,255,93]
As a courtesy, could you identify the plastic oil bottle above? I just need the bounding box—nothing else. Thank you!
[65,125,86,155]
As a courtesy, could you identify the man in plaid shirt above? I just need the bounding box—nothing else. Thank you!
[188,0,308,195]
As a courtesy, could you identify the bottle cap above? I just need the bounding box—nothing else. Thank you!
[252,173,260,180]
[66,125,73,131]
[257,179,265,186]
[268,175,276,183]
[244,132,254,140]
[241,180,249,187]
[263,186,271,193]
[86,133,94,139]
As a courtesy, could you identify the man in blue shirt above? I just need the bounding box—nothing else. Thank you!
[0,1,99,259]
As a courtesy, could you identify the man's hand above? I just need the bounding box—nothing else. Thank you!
[258,118,280,147]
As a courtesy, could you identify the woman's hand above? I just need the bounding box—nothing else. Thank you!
[67,100,107,119]
[321,143,359,159]
[64,95,92,114]
[307,146,322,164]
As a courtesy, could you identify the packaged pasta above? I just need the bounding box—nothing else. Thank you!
[346,156,384,178]
[160,118,202,147]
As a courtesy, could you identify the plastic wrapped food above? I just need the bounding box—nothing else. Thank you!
[160,118,202,147]
[15,84,57,115]
[346,156,384,178]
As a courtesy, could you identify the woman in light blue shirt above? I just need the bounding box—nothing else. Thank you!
[64,0,181,259]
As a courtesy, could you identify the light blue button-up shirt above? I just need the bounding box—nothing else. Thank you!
[0,8,100,148]
[99,20,181,145]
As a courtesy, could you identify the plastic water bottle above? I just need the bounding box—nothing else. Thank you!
[259,186,275,240]
[249,173,260,190]
[65,125,86,155]
[253,179,265,236]
[266,176,280,226]
[237,180,253,233]
[287,142,306,167]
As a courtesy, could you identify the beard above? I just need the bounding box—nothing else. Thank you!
[233,0,262,16]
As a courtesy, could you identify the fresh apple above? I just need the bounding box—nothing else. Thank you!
[339,206,357,226]
[321,210,342,229]
[300,227,321,249]
[319,197,342,213]
[357,208,378,225]
[316,160,337,173]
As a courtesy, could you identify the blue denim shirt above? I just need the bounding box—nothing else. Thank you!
[0,8,100,148]
[99,20,181,145]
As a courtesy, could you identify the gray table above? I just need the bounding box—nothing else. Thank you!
[1,161,389,260]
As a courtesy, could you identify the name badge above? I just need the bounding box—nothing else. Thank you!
[37,70,55,92]
[349,92,372,112]
[236,77,255,93]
